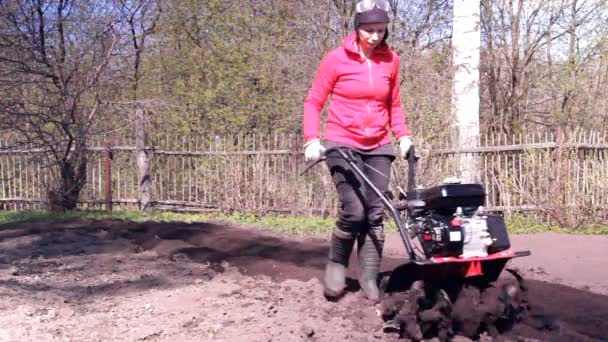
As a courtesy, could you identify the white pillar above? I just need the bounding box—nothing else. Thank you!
[452,0,481,183]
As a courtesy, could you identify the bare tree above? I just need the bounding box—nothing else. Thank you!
[553,0,608,130]
[480,0,608,134]
[0,0,119,210]
[480,0,560,134]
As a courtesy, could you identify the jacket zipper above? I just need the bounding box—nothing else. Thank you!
[365,58,373,137]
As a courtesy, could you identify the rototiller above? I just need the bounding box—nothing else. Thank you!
[303,145,531,340]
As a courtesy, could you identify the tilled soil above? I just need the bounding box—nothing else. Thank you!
[0,218,606,341]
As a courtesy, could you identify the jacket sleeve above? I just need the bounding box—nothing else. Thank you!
[388,55,410,138]
[303,52,337,142]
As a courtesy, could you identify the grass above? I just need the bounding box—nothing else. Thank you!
[505,213,608,235]
[0,209,337,236]
[0,210,607,235]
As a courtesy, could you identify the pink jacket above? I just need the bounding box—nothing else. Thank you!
[303,32,410,149]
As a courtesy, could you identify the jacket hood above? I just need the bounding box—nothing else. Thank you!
[341,31,390,57]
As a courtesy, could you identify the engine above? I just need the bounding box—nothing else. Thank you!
[403,182,511,259]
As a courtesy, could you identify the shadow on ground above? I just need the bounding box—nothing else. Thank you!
[0,218,607,340]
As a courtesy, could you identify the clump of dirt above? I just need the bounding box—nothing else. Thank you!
[0,218,607,341]
[378,269,531,341]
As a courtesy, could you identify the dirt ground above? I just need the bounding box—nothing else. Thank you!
[0,218,606,342]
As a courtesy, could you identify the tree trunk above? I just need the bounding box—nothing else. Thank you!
[47,148,88,211]
[507,0,524,133]
[452,0,481,182]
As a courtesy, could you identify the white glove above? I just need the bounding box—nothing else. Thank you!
[399,136,413,159]
[303,138,326,162]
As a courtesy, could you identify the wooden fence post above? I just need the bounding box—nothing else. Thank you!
[104,141,113,211]
[135,108,150,211]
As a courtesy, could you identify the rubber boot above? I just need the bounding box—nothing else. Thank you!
[324,229,355,299]
[357,225,384,301]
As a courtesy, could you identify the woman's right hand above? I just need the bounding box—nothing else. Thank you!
[303,139,326,162]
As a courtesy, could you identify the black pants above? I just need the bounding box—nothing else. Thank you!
[326,151,392,237]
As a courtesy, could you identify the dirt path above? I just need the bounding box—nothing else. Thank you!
[0,219,606,341]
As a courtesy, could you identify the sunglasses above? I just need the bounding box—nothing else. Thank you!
[355,0,391,13]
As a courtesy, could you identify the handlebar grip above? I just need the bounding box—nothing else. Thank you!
[300,157,327,176]
[407,145,417,192]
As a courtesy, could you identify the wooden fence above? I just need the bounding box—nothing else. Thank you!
[1,131,607,225]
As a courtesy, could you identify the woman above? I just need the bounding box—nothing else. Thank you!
[302,0,413,301]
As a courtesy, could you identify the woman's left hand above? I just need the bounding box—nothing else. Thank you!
[399,136,413,158]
